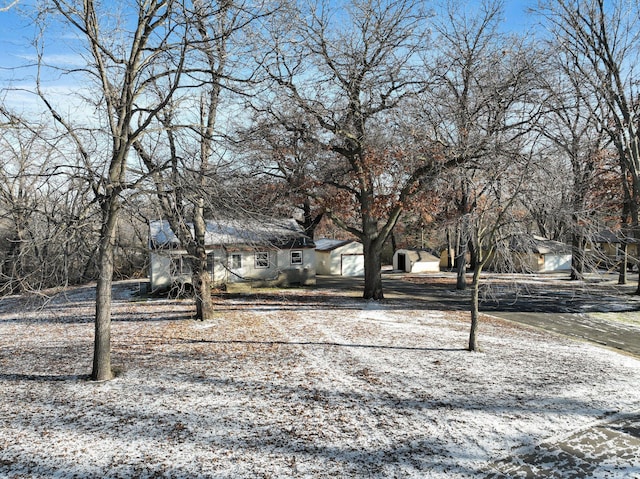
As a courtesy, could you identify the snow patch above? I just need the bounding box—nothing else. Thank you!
[1,285,639,477]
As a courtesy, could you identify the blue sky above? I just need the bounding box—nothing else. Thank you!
[0,0,537,114]
[0,0,537,63]
[502,1,537,31]
[0,6,35,72]
[0,3,90,114]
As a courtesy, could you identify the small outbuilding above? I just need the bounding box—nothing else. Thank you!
[149,218,316,292]
[315,239,365,276]
[509,235,572,273]
[393,249,440,273]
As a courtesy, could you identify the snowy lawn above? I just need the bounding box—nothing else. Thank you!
[1,281,639,478]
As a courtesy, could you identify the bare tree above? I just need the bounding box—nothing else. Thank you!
[466,152,532,351]
[256,0,434,299]
[0,120,46,293]
[237,108,327,239]
[408,0,543,350]
[518,150,572,241]
[35,0,186,380]
[0,114,109,297]
[537,0,640,291]
[535,58,610,280]
[421,0,541,289]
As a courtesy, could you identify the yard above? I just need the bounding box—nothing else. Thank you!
[1,279,639,478]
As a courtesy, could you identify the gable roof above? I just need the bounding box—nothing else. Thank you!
[509,234,571,254]
[314,238,359,252]
[396,249,440,262]
[149,218,314,250]
[594,229,640,244]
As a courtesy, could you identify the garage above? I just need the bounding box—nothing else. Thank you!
[315,239,365,276]
[340,253,365,276]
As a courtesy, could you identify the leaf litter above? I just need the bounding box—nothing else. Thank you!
[0,280,639,478]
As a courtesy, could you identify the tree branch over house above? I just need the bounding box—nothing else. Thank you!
[134,0,275,319]
[253,0,437,299]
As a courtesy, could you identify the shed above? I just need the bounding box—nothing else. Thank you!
[393,249,440,273]
[149,218,316,291]
[315,239,365,276]
[509,235,572,273]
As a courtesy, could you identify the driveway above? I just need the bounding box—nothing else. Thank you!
[317,272,640,358]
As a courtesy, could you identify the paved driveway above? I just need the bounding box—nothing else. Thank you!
[317,273,640,358]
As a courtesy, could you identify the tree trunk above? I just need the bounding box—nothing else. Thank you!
[446,229,453,269]
[91,196,119,381]
[619,242,628,285]
[193,261,214,320]
[192,199,215,320]
[468,265,482,352]
[301,199,323,240]
[191,242,214,320]
[468,238,478,272]
[570,232,585,281]
[362,238,383,300]
[455,240,467,290]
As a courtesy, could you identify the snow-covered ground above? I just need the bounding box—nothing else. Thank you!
[1,281,639,478]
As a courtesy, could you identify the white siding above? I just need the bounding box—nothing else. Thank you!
[542,254,572,272]
[315,241,364,276]
[341,254,365,276]
[149,251,191,291]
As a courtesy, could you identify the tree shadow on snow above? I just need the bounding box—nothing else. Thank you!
[0,373,90,382]
[181,338,465,353]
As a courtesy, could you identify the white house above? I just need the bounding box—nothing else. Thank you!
[315,239,365,276]
[148,219,316,292]
[393,249,440,273]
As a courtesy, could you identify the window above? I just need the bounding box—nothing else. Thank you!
[255,252,269,269]
[207,253,216,279]
[230,253,242,269]
[291,250,303,265]
[169,256,191,276]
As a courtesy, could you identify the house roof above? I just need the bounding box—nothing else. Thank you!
[314,238,359,252]
[396,249,440,262]
[594,229,640,244]
[510,234,571,254]
[149,218,314,250]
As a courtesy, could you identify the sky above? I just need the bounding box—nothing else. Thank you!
[0,0,538,63]
[502,1,537,31]
[0,5,34,72]
[0,0,537,115]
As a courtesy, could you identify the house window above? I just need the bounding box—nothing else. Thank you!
[230,253,242,269]
[207,253,215,278]
[255,252,269,269]
[170,256,191,276]
[291,250,303,265]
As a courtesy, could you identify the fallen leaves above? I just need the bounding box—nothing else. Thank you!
[0,281,639,478]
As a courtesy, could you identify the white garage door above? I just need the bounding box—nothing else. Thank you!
[341,254,365,276]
